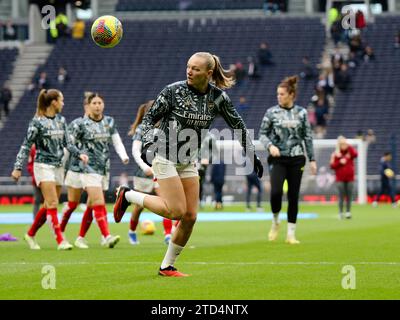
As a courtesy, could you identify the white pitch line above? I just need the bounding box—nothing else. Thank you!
[1,261,400,266]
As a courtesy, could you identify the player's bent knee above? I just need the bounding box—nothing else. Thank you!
[166,203,187,220]
[169,209,185,220]
[181,211,197,225]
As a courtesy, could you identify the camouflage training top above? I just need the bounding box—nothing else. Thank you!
[141,81,255,163]
[66,116,112,175]
[14,114,81,170]
[132,124,149,179]
[68,115,119,175]
[259,104,315,161]
[65,116,84,173]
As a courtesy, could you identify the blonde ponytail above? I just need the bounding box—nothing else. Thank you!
[193,52,235,90]
[211,54,235,90]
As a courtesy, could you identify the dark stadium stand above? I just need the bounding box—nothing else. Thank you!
[0,48,18,88]
[326,16,400,174]
[0,17,325,180]
[116,0,264,11]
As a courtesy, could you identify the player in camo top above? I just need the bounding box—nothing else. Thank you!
[59,92,109,249]
[126,100,174,246]
[259,76,317,244]
[69,92,129,248]
[114,52,264,277]
[11,89,88,250]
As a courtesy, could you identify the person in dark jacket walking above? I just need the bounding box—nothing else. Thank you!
[372,152,397,208]
[211,162,226,210]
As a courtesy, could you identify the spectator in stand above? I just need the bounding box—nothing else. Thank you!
[278,0,288,12]
[263,0,279,14]
[317,71,335,98]
[314,94,329,138]
[394,31,400,49]
[27,145,44,218]
[300,56,316,80]
[330,17,345,45]
[56,12,70,38]
[365,129,376,145]
[347,51,359,69]
[237,96,250,115]
[258,42,274,66]
[332,60,342,82]
[327,6,339,28]
[0,83,12,119]
[306,104,317,131]
[330,136,358,219]
[372,152,397,208]
[355,10,366,30]
[331,48,344,65]
[363,46,375,63]
[335,64,351,91]
[71,18,85,40]
[3,20,17,40]
[349,34,364,58]
[247,56,260,79]
[57,67,69,86]
[233,61,246,86]
[28,71,50,92]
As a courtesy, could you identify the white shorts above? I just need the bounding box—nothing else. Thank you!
[64,170,84,189]
[33,163,64,187]
[81,173,105,189]
[65,171,109,191]
[152,154,198,180]
[133,176,159,193]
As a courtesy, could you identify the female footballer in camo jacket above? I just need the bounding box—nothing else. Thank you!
[11,89,88,250]
[126,100,174,246]
[114,52,263,277]
[68,92,130,248]
[60,92,112,248]
[60,92,90,237]
[259,76,317,244]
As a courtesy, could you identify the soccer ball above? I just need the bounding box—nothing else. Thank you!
[140,220,156,235]
[384,168,394,178]
[91,15,123,48]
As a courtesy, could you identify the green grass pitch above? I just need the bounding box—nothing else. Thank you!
[0,203,399,300]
